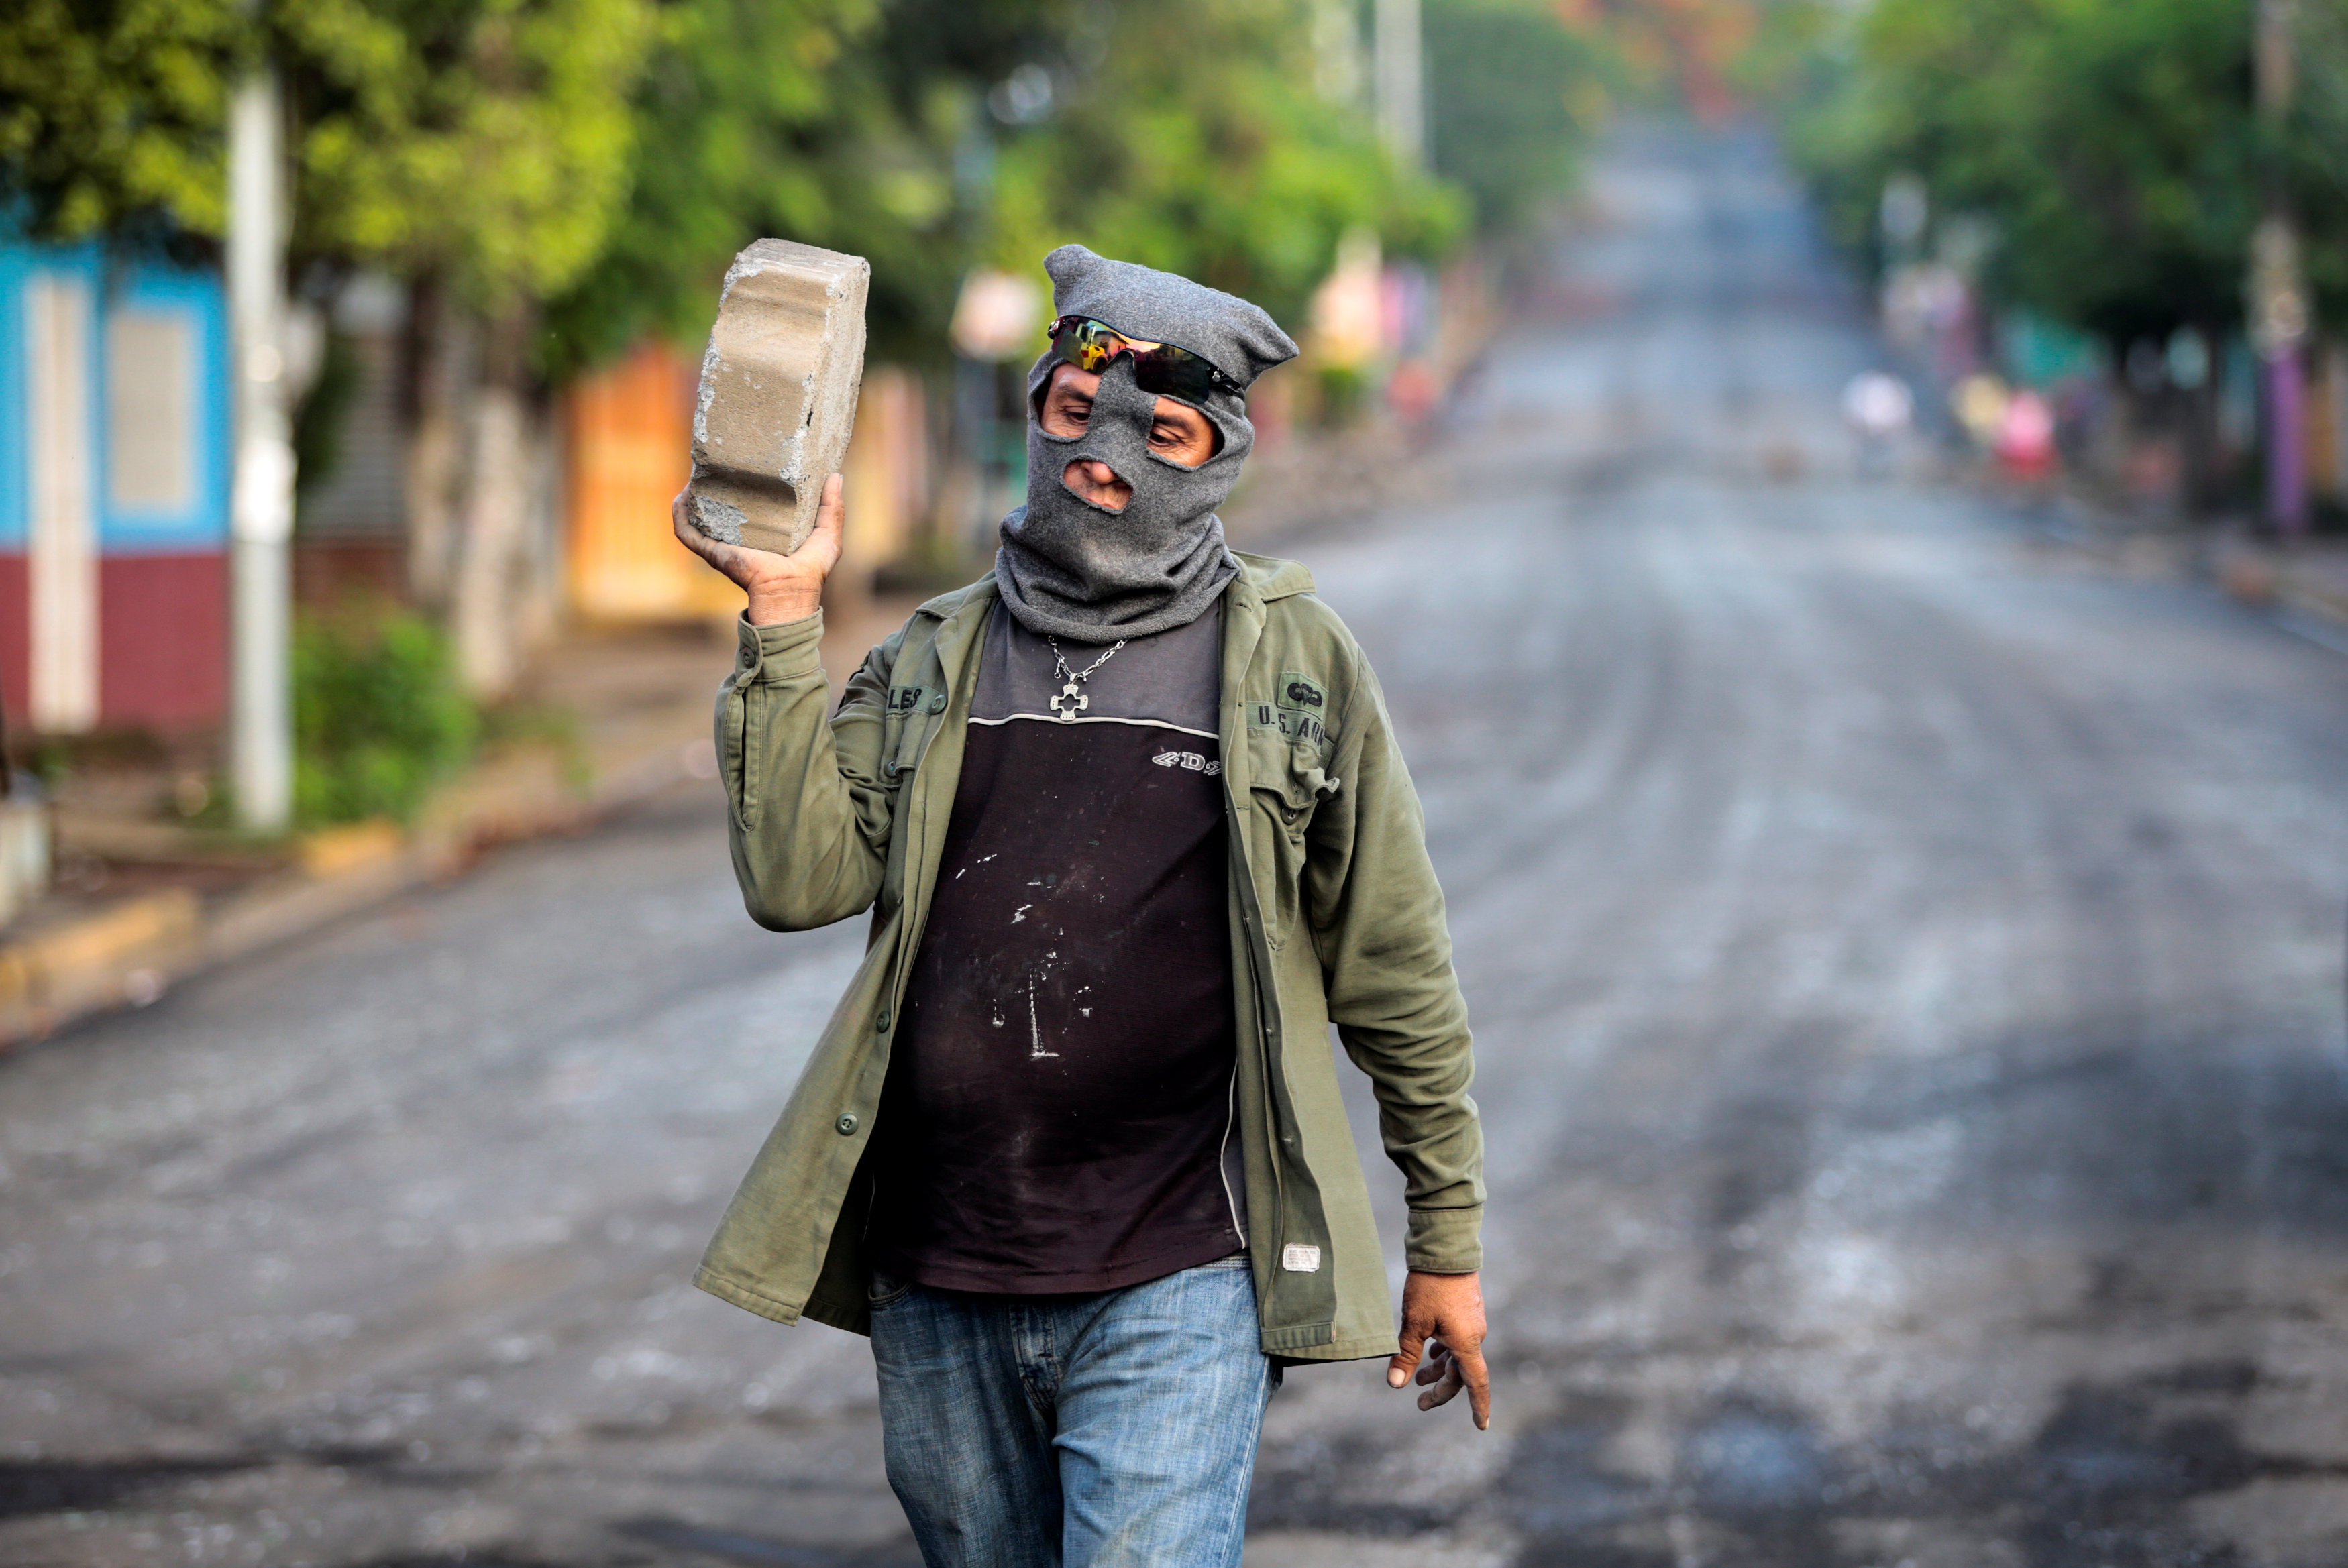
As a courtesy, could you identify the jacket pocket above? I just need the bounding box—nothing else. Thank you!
[882,674,951,789]
[1248,734,1342,948]
[883,710,943,793]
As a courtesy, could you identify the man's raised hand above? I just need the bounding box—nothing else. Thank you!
[672,471,845,626]
[1386,1270,1491,1431]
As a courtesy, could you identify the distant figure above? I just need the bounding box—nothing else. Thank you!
[1951,372,2011,449]
[674,244,1489,1567]
[1995,388,2058,480]
[1842,369,1913,473]
[1387,358,1438,421]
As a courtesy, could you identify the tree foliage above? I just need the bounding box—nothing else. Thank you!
[2,0,1524,368]
[1426,0,1611,233]
[538,0,888,376]
[1780,0,2338,345]
[0,0,242,241]
[1,0,657,313]
[285,0,659,310]
[2285,0,2348,322]
[550,0,1464,374]
[982,0,1462,331]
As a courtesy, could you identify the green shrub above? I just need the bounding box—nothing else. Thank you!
[294,608,478,826]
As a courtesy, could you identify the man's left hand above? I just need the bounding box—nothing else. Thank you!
[1386,1270,1490,1430]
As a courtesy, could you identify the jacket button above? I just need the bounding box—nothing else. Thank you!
[836,1113,859,1135]
[875,1009,892,1031]
[927,692,947,713]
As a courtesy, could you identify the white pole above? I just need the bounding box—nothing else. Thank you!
[227,66,295,832]
[1312,0,1365,107]
[1374,0,1424,170]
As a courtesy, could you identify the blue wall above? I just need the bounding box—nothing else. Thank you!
[0,243,35,553]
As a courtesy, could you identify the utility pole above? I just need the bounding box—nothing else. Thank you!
[1374,0,1424,170]
[227,59,295,832]
[1313,0,1365,107]
[2253,0,2310,535]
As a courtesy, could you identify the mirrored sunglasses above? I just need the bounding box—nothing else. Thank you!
[1048,315,1239,404]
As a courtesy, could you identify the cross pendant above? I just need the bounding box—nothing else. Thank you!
[1050,681,1088,722]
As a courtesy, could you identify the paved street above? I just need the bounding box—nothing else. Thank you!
[7,123,2348,1568]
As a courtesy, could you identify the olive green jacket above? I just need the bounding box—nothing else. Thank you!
[692,553,1482,1361]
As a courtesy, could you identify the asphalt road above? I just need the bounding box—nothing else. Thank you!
[7,124,2348,1568]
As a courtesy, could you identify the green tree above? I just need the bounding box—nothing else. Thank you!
[0,0,241,241]
[982,0,1462,331]
[538,0,893,378]
[2282,0,2348,325]
[1,0,655,306]
[1789,0,2261,346]
[1,0,662,699]
[282,0,661,699]
[286,0,652,309]
[1772,0,2348,508]
[554,0,1452,374]
[1426,0,1609,234]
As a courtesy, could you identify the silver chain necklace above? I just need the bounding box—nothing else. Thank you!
[1047,636,1126,722]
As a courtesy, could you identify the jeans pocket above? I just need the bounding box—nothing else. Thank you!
[867,1270,915,1311]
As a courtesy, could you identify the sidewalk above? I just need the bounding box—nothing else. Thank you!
[0,598,915,1048]
[2201,530,2348,640]
[1980,465,2348,649]
[1876,340,2348,650]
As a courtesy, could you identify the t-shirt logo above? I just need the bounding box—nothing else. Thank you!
[1152,750,1223,776]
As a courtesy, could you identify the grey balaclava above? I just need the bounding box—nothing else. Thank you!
[995,245,1299,642]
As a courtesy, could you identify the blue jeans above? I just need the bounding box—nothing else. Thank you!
[868,1254,1277,1568]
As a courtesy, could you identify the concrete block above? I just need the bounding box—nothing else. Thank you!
[686,239,870,556]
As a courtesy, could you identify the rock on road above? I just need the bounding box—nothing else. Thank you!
[6,125,2347,1568]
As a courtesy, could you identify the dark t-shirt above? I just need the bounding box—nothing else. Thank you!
[865,600,1244,1293]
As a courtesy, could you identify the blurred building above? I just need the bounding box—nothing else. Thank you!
[564,341,930,620]
[565,341,735,622]
[0,238,968,754]
[0,237,230,738]
[292,273,410,608]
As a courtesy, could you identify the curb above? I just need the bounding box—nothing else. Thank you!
[2202,537,2348,647]
[1975,472,2348,653]
[0,889,203,1040]
[0,730,717,1050]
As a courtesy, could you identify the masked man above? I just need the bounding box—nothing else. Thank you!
[673,246,1487,1568]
